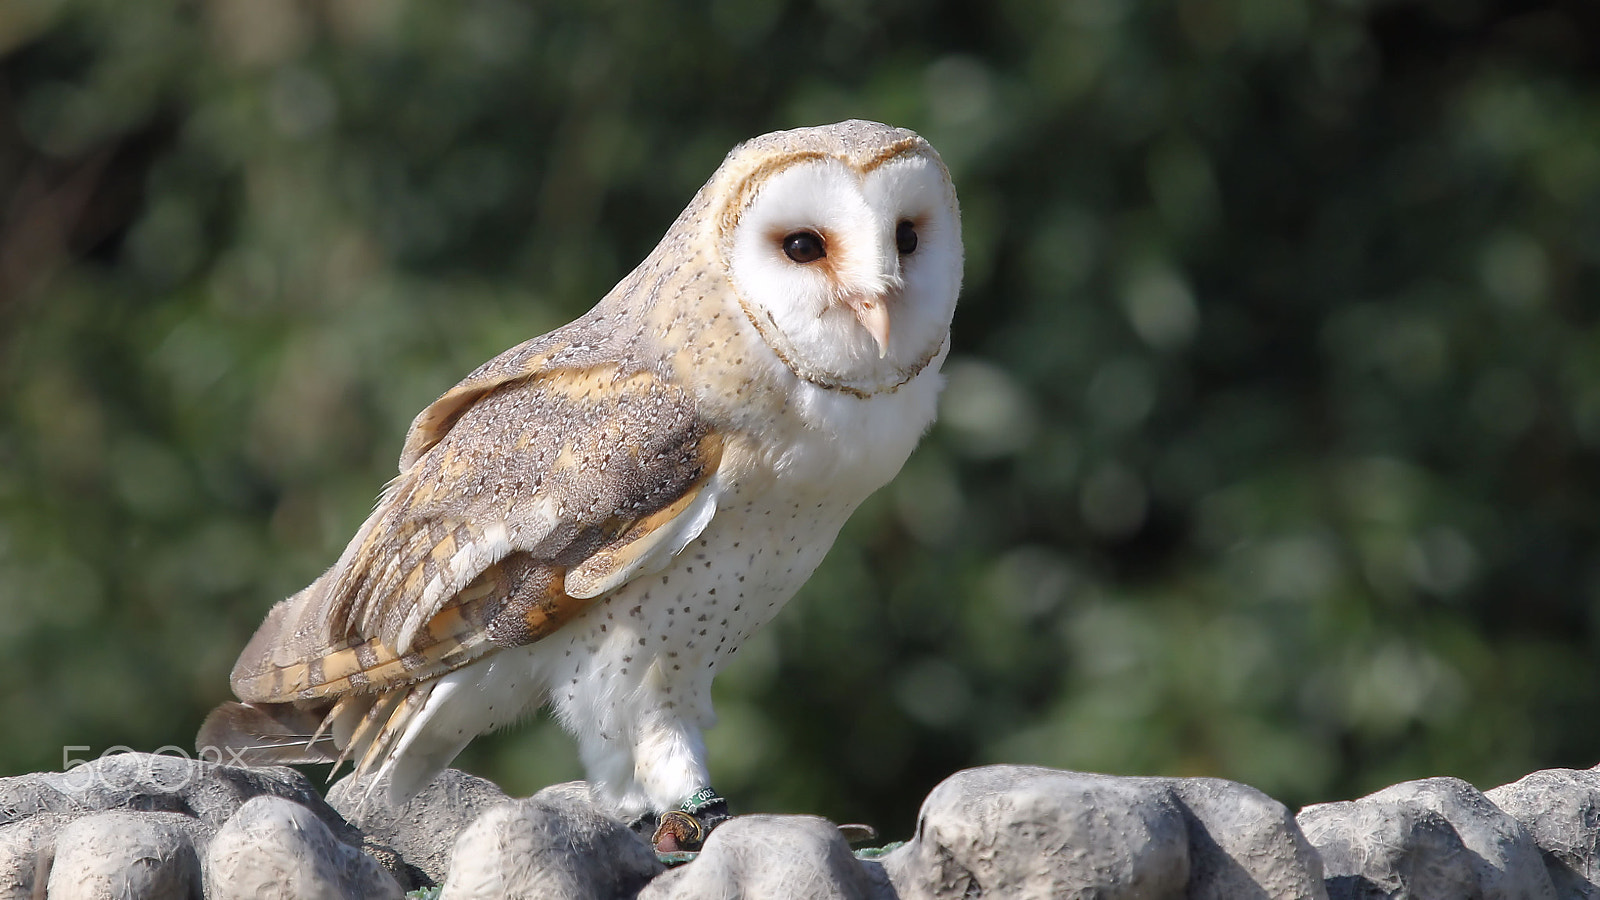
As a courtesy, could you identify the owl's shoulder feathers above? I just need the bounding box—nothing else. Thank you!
[228,322,727,708]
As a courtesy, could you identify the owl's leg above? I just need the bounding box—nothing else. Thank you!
[573,728,646,821]
[631,710,711,808]
[630,709,731,851]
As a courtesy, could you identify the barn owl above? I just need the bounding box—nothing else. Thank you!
[198,119,962,850]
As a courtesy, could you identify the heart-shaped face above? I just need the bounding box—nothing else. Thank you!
[718,122,963,396]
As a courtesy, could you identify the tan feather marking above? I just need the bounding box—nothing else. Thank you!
[334,517,508,655]
[553,443,579,471]
[716,138,925,242]
[394,522,512,653]
[331,691,402,775]
[353,524,438,625]
[355,682,433,781]
[524,368,666,434]
[292,574,512,700]
[305,641,414,697]
[305,658,325,689]
[414,602,472,651]
[315,645,366,687]
[360,655,414,688]
[430,530,460,574]
[407,620,443,653]
[519,570,580,639]
[399,564,430,609]
[310,694,355,750]
[256,660,308,698]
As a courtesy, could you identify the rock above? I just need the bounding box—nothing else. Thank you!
[1298,776,1556,900]
[639,815,883,900]
[1165,777,1327,900]
[1,752,376,898]
[1299,792,1477,898]
[1486,767,1600,898]
[0,751,356,841]
[45,811,202,900]
[0,817,59,897]
[878,766,1326,900]
[18,755,1600,897]
[880,765,1192,899]
[204,795,402,900]
[329,767,511,887]
[438,782,662,900]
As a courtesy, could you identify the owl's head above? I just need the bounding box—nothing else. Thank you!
[710,120,962,396]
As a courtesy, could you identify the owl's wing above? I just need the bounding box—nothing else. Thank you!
[226,342,726,707]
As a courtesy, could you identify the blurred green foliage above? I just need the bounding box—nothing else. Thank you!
[2,0,1599,834]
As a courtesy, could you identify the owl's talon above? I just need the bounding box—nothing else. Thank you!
[652,810,705,852]
[651,789,731,852]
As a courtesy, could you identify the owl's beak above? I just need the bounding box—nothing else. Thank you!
[844,293,892,358]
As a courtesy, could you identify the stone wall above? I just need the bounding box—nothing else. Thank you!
[3,752,1595,898]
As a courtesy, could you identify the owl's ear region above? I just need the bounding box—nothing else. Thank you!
[842,290,891,358]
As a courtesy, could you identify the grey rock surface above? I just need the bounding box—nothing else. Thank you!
[0,817,58,898]
[881,765,1193,899]
[203,795,402,900]
[0,752,366,897]
[1487,768,1600,899]
[0,751,355,839]
[329,766,511,887]
[12,752,1600,899]
[1298,775,1556,900]
[46,811,202,900]
[639,815,883,900]
[1166,776,1327,900]
[881,765,1327,900]
[438,781,662,900]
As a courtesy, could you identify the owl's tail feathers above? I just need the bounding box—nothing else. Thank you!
[196,699,340,767]
[196,691,417,787]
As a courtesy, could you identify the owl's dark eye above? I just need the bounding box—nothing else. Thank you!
[782,231,826,263]
[896,220,918,255]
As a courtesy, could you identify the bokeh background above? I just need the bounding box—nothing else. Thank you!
[2,0,1598,834]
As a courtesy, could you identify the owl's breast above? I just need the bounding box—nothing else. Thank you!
[599,389,927,662]
[723,358,944,501]
[511,365,939,735]
[534,468,859,713]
